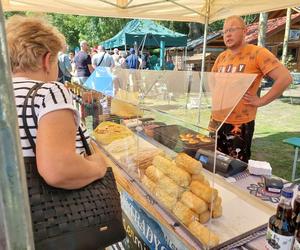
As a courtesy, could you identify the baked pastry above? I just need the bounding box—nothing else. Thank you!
[209,196,222,210]
[145,165,165,183]
[172,202,198,226]
[141,175,156,193]
[93,121,133,145]
[191,173,205,183]
[180,191,208,214]
[175,153,203,174]
[188,221,219,247]
[212,205,222,218]
[199,210,210,224]
[153,155,191,187]
[155,189,177,210]
[190,181,218,203]
[156,176,184,198]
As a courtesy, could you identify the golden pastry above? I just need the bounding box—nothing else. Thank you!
[155,189,177,210]
[199,210,210,224]
[172,202,198,226]
[153,155,191,187]
[212,205,222,218]
[141,175,156,193]
[156,176,184,198]
[188,221,219,247]
[176,153,203,174]
[180,191,208,214]
[145,165,165,183]
[190,181,218,203]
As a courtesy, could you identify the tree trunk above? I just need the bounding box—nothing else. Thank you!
[188,22,203,40]
[257,12,268,47]
[282,8,292,65]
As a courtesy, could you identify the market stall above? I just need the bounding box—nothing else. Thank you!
[65,67,275,249]
[1,1,300,249]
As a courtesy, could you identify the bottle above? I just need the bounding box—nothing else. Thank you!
[293,186,300,223]
[293,213,300,250]
[265,187,295,250]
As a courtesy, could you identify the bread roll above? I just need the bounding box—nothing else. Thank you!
[191,173,205,183]
[190,181,217,203]
[209,196,222,210]
[188,221,219,247]
[212,205,222,218]
[157,176,184,198]
[180,191,208,214]
[153,155,191,187]
[141,175,156,193]
[199,210,210,224]
[155,189,177,210]
[172,202,198,226]
[145,165,165,182]
[175,153,203,174]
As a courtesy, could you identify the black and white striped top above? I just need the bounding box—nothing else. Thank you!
[13,77,89,157]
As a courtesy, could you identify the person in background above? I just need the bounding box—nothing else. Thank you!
[112,48,121,67]
[69,51,76,76]
[6,15,107,190]
[57,44,72,83]
[92,45,115,69]
[126,48,139,69]
[119,51,128,69]
[210,15,292,162]
[74,40,93,85]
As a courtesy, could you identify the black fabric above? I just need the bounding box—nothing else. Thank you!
[22,83,125,249]
[210,119,255,163]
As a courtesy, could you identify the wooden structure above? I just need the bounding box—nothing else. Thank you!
[171,8,300,72]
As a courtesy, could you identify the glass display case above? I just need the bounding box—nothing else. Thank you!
[68,67,275,249]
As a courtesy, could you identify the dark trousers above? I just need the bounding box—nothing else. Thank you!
[210,119,255,163]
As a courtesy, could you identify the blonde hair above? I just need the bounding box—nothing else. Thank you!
[6,15,65,73]
[224,15,246,29]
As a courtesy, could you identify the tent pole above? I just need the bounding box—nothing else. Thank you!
[0,3,35,250]
[197,0,210,124]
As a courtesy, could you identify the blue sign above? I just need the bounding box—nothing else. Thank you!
[85,67,114,96]
[119,191,188,250]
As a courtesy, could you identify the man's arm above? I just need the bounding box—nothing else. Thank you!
[243,64,292,107]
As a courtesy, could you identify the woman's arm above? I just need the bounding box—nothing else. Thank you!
[36,109,107,189]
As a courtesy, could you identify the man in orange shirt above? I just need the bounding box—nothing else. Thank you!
[211,15,292,162]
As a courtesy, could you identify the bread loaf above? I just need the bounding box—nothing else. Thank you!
[155,189,177,210]
[157,176,184,198]
[141,175,156,193]
[175,153,203,174]
[190,181,217,203]
[199,210,210,224]
[172,202,198,226]
[188,221,219,247]
[180,191,208,214]
[153,155,191,187]
[145,165,165,182]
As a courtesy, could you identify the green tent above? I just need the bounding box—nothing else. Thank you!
[102,19,187,49]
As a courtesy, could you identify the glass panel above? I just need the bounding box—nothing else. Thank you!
[77,67,270,249]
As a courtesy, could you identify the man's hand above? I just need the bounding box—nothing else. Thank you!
[243,92,263,107]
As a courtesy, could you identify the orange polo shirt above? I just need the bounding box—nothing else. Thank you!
[212,44,282,124]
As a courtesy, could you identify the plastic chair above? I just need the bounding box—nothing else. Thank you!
[283,137,300,181]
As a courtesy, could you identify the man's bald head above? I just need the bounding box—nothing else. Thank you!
[224,16,246,29]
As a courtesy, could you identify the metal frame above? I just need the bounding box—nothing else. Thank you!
[0,2,35,249]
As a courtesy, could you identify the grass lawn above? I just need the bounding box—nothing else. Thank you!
[251,87,300,181]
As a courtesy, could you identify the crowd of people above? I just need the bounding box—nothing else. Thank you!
[57,41,174,85]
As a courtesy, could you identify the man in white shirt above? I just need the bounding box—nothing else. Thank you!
[92,45,115,69]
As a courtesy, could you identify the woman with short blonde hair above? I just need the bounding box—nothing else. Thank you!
[6,15,107,189]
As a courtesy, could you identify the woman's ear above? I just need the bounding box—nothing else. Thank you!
[43,52,52,73]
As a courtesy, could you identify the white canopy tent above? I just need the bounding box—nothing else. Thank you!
[1,1,300,249]
[1,0,300,24]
